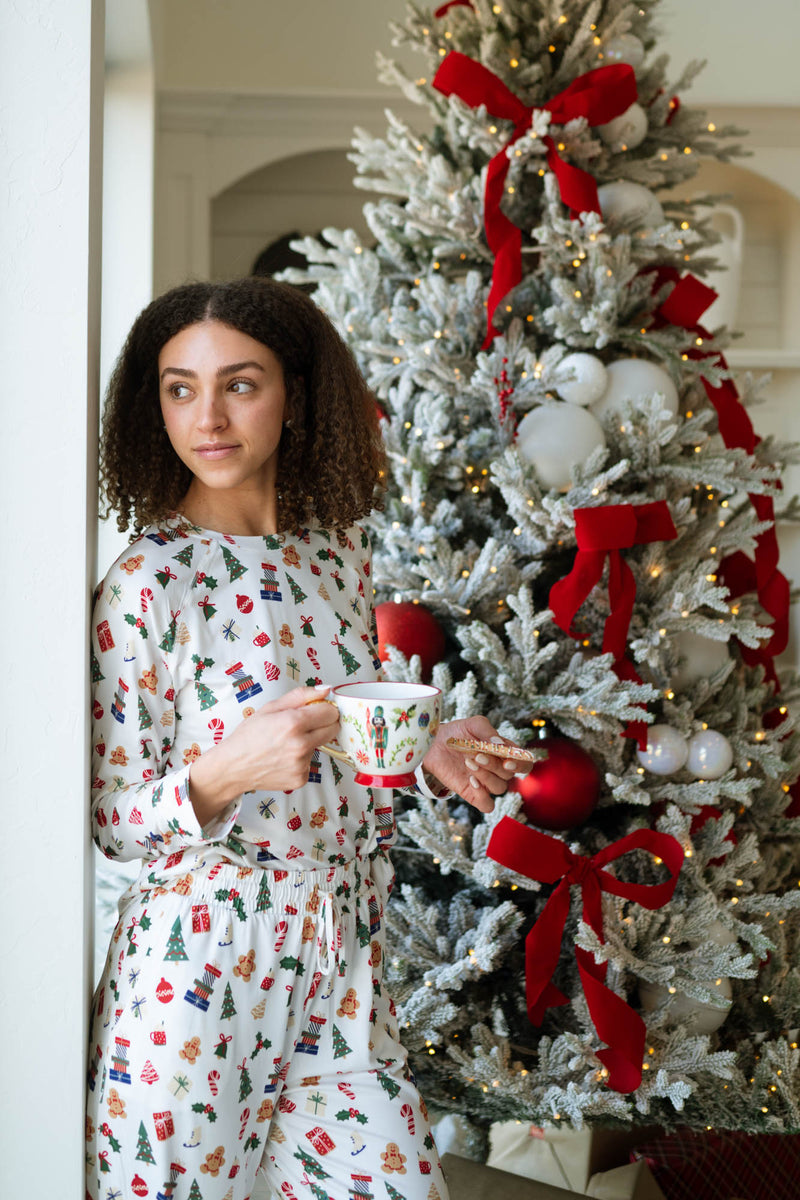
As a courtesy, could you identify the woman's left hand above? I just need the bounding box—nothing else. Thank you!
[421,716,532,813]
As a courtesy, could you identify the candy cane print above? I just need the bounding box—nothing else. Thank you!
[280,1183,298,1200]
[140,587,154,613]
[239,1106,250,1141]
[207,862,224,884]
[400,1103,415,1136]
[337,1081,357,1100]
[207,1070,220,1096]
[208,717,224,744]
[306,645,321,670]
[274,919,288,951]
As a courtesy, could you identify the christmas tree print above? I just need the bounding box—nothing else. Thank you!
[164,917,188,962]
[220,982,237,1021]
[376,1071,400,1101]
[238,1059,253,1102]
[159,611,178,653]
[187,1180,204,1200]
[286,573,308,604]
[385,1186,408,1200]
[331,1024,352,1060]
[192,654,217,710]
[292,1148,330,1181]
[91,646,104,683]
[255,873,272,913]
[332,635,360,677]
[137,695,153,731]
[222,546,248,582]
[135,1121,156,1164]
[172,544,194,568]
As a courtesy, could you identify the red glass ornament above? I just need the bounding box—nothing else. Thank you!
[509,735,600,830]
[375,600,446,681]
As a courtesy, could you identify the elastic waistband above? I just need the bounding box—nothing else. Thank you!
[140,857,375,916]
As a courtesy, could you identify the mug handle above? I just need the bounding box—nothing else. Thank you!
[318,742,356,770]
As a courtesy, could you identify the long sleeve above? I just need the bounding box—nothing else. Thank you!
[90,546,239,862]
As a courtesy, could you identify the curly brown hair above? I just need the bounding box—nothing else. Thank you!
[100,277,386,534]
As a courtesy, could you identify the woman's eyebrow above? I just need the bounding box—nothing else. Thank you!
[160,361,267,382]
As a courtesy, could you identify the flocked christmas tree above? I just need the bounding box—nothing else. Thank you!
[284,0,800,1134]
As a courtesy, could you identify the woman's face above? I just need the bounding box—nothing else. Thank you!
[158,320,288,510]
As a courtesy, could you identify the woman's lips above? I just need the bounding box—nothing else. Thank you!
[194,444,239,460]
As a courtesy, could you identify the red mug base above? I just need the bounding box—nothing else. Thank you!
[353,770,417,788]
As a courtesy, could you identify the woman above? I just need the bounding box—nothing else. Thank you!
[87,277,525,1200]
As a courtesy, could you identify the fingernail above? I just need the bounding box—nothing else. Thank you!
[315,683,331,692]
[465,758,478,771]
[490,736,504,744]
[470,775,479,789]
[514,768,529,778]
[503,759,516,770]
[475,753,490,765]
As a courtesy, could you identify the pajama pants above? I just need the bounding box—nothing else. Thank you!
[86,857,450,1200]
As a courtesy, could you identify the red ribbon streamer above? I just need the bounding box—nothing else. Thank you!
[487,815,684,1093]
[548,502,678,747]
[433,52,637,346]
[434,0,473,15]
[651,269,790,685]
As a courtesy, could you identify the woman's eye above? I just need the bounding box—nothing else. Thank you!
[229,378,255,394]
[169,383,192,399]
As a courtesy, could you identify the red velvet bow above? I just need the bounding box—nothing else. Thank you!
[548,502,678,747]
[651,269,790,686]
[487,815,684,1093]
[433,52,637,346]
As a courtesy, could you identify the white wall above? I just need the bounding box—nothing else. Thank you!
[152,0,800,106]
[0,2,104,1196]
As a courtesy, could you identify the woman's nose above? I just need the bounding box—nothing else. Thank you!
[196,390,228,430]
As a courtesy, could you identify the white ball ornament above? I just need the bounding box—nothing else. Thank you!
[516,403,606,491]
[639,976,732,1035]
[597,180,664,230]
[591,358,679,422]
[686,730,734,780]
[597,102,649,152]
[554,353,608,406]
[637,724,688,776]
[602,33,646,71]
[671,630,730,690]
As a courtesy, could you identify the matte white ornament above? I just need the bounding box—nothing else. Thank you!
[686,730,734,780]
[637,724,688,776]
[554,353,608,406]
[591,358,679,422]
[639,976,732,1035]
[516,403,606,491]
[671,630,730,690]
[597,180,664,229]
[696,920,738,948]
[603,34,646,71]
[597,102,648,152]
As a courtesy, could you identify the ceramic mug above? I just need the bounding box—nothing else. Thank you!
[320,681,441,787]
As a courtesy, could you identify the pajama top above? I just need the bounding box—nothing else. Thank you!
[91,514,390,885]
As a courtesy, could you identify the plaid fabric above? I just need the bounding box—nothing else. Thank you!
[631,1129,800,1200]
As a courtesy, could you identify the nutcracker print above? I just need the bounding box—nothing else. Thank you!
[184,962,222,1012]
[260,561,283,601]
[296,1012,327,1056]
[111,677,129,724]
[225,660,263,704]
[367,705,388,768]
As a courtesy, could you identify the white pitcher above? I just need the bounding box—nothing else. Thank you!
[702,204,745,331]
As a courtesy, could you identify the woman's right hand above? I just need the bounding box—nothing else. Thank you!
[187,685,340,827]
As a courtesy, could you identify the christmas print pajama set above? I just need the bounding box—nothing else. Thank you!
[87,516,449,1200]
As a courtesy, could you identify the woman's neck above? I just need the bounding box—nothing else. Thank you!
[178,483,280,537]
